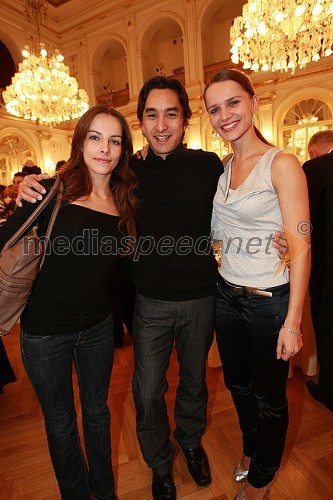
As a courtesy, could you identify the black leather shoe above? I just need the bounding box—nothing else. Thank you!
[182,445,211,486]
[306,380,333,411]
[152,471,176,500]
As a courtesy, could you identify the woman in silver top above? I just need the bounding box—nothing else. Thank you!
[204,69,310,500]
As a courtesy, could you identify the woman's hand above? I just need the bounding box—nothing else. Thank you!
[276,325,303,361]
[16,173,50,207]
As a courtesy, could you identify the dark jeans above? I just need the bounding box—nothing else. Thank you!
[311,297,333,405]
[215,280,290,488]
[132,293,215,475]
[20,314,116,500]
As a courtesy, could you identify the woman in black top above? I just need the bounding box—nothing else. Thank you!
[0,105,138,500]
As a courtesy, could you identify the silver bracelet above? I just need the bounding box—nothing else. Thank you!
[282,324,303,337]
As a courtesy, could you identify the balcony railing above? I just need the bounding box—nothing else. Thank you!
[95,61,245,109]
[96,87,130,108]
[95,69,187,109]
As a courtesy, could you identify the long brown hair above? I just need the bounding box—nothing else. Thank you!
[204,69,272,146]
[58,105,138,238]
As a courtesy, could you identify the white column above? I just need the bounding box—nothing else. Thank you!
[183,0,201,96]
[75,38,96,107]
[258,92,276,144]
[36,130,54,174]
[125,16,142,100]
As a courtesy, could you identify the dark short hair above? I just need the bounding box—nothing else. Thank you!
[22,165,41,175]
[55,160,66,172]
[137,76,192,125]
[13,171,27,178]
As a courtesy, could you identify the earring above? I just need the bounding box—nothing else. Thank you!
[252,116,256,124]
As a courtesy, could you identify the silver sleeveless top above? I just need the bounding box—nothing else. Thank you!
[211,147,289,288]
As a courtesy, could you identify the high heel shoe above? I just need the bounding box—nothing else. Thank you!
[233,463,249,483]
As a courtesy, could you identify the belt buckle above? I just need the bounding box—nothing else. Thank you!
[246,287,272,297]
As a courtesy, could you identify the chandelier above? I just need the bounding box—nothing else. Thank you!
[230,0,333,73]
[3,0,89,127]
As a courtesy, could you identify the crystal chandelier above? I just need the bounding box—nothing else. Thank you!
[230,0,333,73]
[3,0,89,127]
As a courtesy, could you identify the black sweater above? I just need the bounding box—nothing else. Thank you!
[0,179,122,334]
[130,144,223,300]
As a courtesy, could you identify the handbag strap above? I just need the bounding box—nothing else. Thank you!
[2,175,62,252]
[39,180,64,269]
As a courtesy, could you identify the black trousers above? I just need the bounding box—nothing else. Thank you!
[215,280,290,488]
[311,297,333,406]
[132,293,215,475]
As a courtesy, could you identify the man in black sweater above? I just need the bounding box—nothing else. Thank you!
[303,130,333,412]
[130,78,222,499]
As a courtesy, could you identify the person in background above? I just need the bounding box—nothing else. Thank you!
[3,184,14,200]
[7,172,27,215]
[0,104,138,500]
[307,129,333,159]
[204,69,310,500]
[22,159,35,169]
[303,130,333,412]
[0,185,8,220]
[55,160,67,172]
[22,165,42,175]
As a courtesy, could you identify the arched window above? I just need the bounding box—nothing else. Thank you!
[282,99,333,163]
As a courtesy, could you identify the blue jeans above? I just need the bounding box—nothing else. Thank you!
[20,314,116,500]
[132,293,215,475]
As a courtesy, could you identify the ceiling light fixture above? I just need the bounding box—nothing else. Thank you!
[230,0,333,73]
[3,0,89,127]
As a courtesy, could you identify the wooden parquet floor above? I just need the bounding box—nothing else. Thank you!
[0,325,332,499]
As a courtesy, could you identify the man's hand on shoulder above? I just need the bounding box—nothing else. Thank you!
[16,173,50,207]
[134,144,149,161]
[273,230,290,266]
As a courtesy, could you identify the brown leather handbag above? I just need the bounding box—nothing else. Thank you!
[0,176,63,336]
